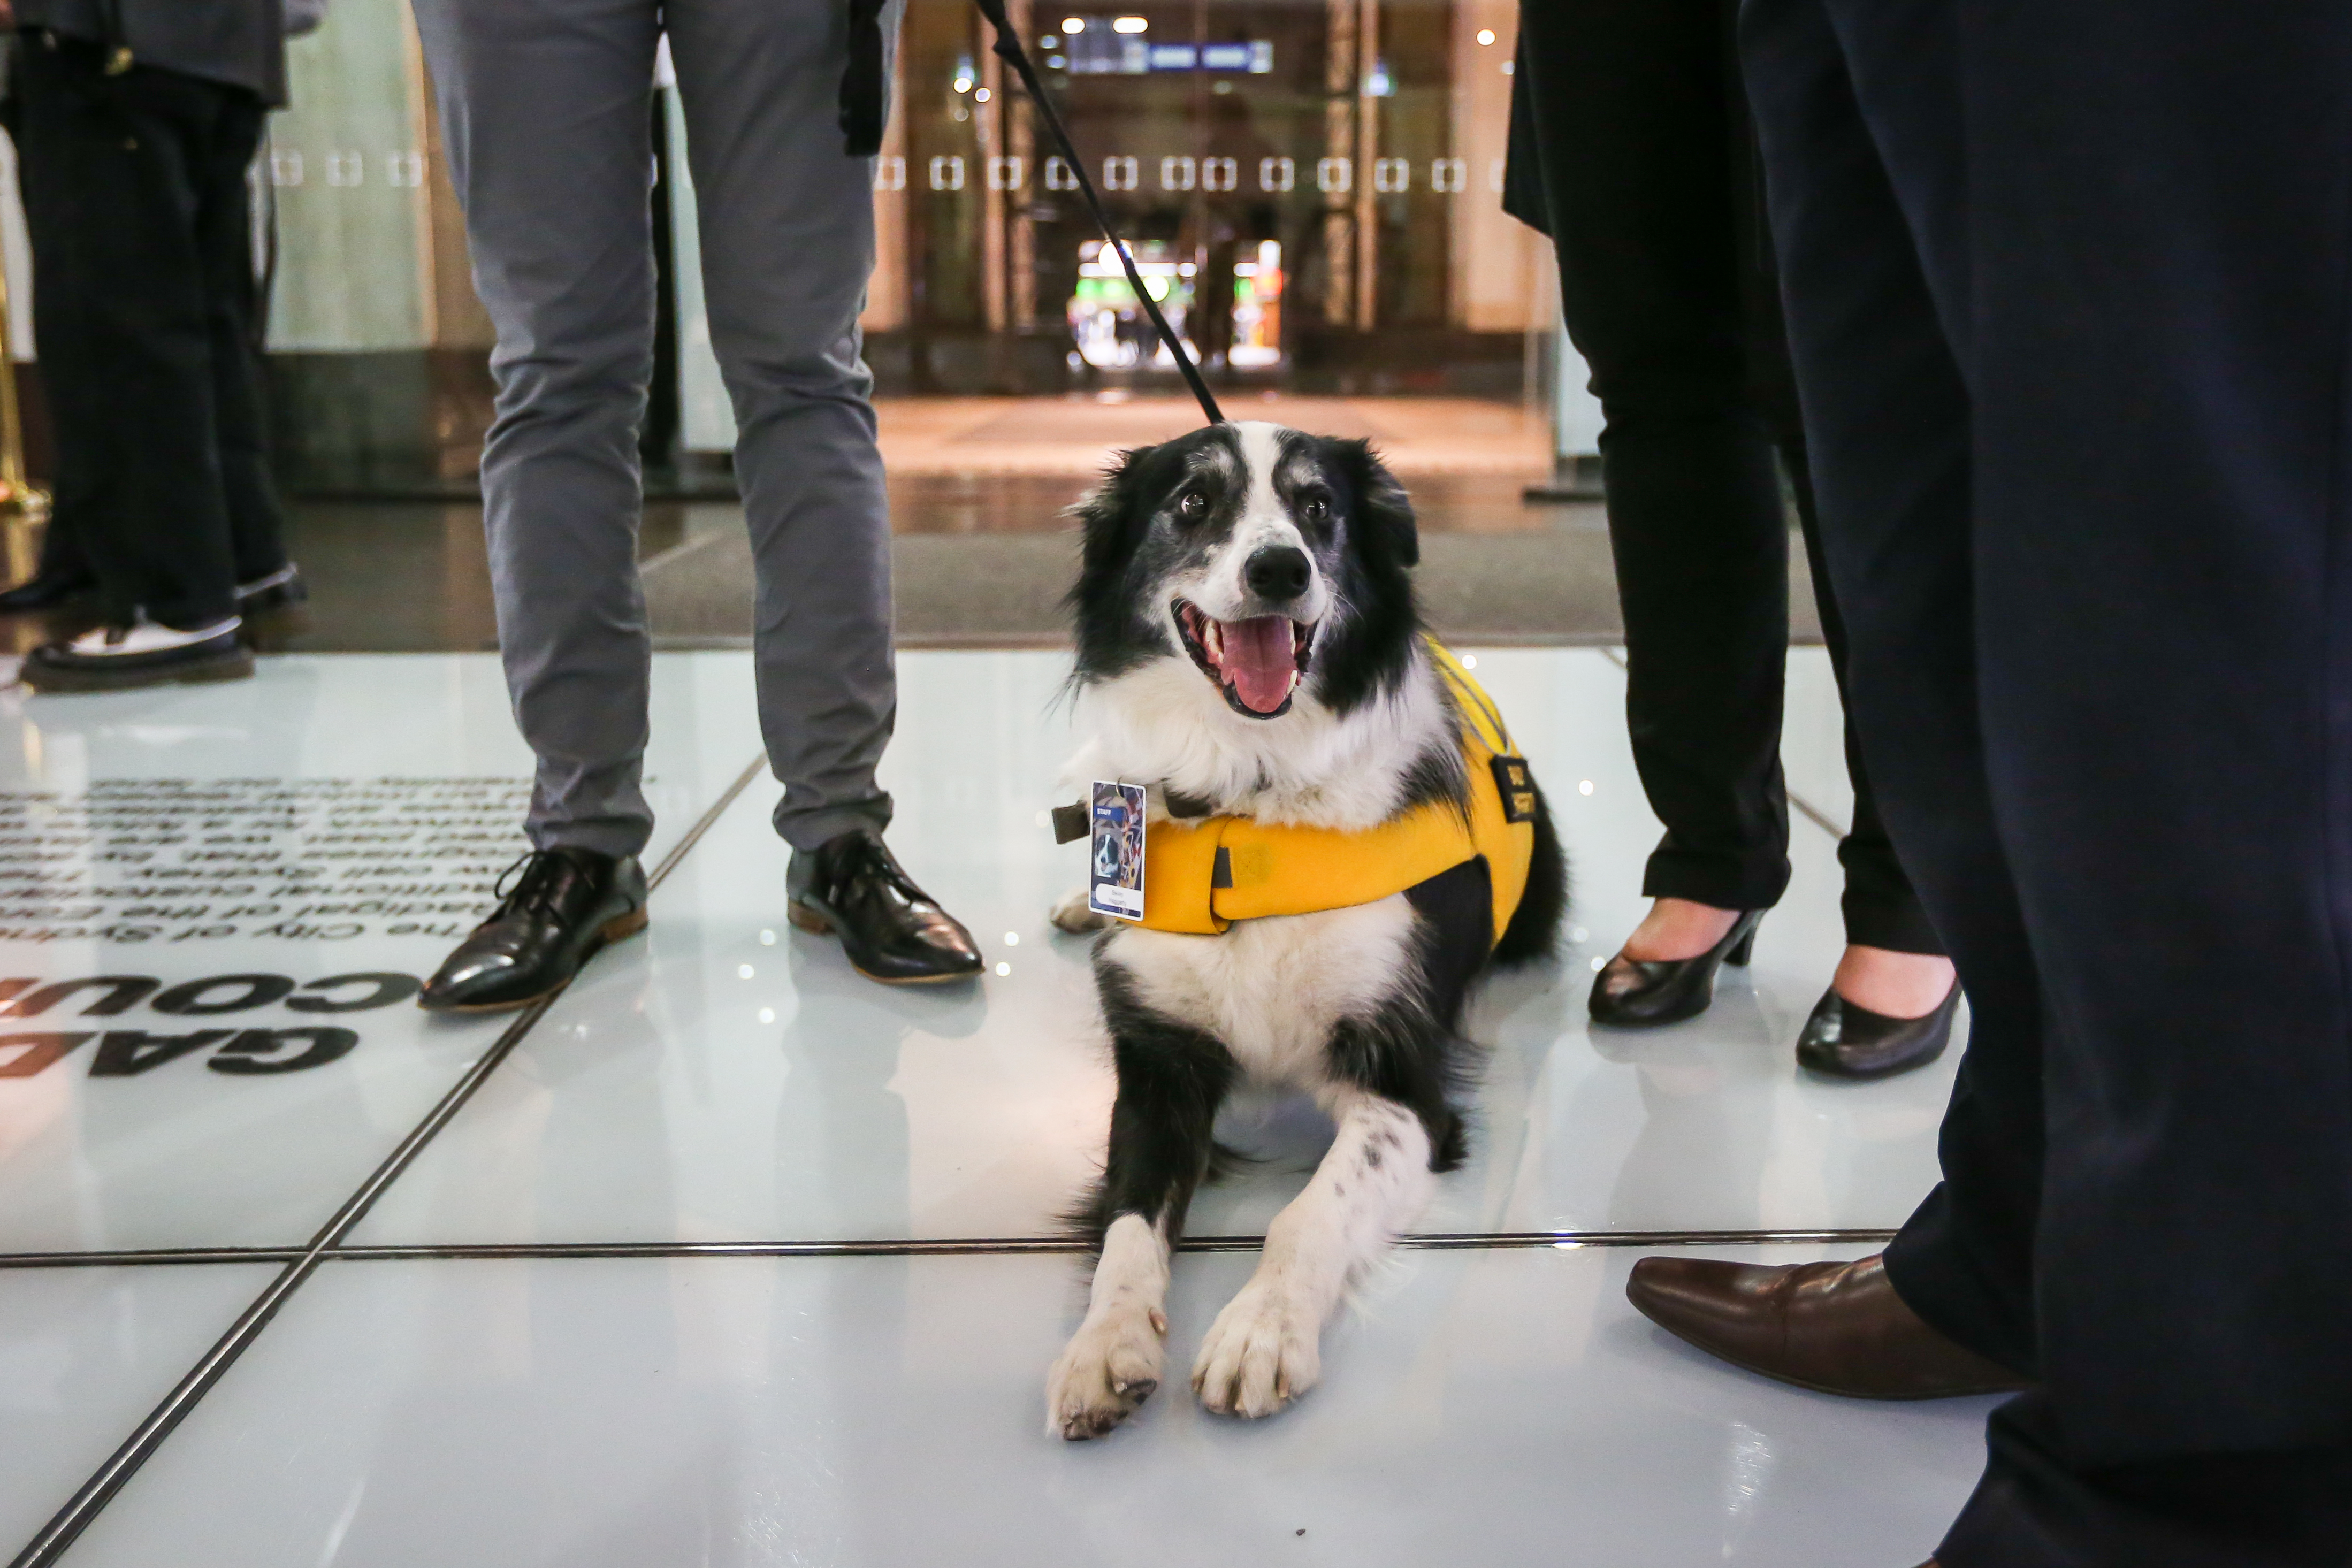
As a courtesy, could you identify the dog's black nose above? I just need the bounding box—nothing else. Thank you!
[1245,545,1312,602]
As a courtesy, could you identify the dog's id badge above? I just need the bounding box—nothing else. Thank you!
[1087,780,1148,921]
[1491,754,1539,823]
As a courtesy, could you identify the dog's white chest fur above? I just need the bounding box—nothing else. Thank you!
[1059,624,1449,1095]
[1105,897,1418,1089]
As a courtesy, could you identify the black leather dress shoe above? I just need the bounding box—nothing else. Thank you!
[786,829,982,984]
[1628,1253,2031,1400]
[418,846,648,1012]
[0,568,96,613]
[1589,908,1764,1028]
[21,619,253,692]
[1797,982,1962,1079]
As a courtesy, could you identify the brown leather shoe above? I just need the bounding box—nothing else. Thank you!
[1627,1253,2031,1400]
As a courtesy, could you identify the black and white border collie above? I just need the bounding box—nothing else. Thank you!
[1045,421,1567,1439]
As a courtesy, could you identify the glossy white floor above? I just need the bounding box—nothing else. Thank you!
[0,649,1977,1566]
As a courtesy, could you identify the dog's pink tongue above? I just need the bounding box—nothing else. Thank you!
[1221,615,1297,713]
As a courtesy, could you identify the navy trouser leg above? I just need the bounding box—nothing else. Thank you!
[1744,0,2352,1559]
[1740,0,2039,1374]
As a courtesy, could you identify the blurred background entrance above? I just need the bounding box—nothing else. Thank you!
[0,1,1823,655]
[819,0,1540,402]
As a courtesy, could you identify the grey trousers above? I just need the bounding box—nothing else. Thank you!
[411,0,897,858]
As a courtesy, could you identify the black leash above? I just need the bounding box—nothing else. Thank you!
[969,0,1225,427]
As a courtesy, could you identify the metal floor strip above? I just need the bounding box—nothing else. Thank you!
[0,1249,306,1271]
[0,1229,1899,1271]
[315,1229,1897,1260]
[1786,788,1852,840]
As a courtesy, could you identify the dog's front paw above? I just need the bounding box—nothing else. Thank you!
[1190,1280,1321,1419]
[1050,886,1115,935]
[1046,1306,1167,1440]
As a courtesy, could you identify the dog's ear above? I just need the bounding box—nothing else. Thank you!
[1071,442,1159,581]
[1066,443,1165,666]
[1332,438,1418,569]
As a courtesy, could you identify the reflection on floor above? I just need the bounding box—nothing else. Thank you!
[0,648,1971,1565]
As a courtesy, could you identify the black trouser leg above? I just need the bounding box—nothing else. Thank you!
[1742,0,2038,1380]
[14,40,254,628]
[1785,444,1944,954]
[1746,0,2352,1558]
[13,59,96,592]
[1518,0,1792,915]
[27,459,93,582]
[191,96,289,586]
[1523,0,1943,955]
[32,514,89,580]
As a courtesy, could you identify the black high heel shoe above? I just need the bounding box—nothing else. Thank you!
[1796,981,1962,1079]
[1587,908,1765,1029]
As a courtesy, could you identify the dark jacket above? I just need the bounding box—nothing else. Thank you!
[1500,37,1550,238]
[14,0,289,106]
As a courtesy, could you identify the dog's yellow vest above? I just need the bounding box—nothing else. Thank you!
[1138,643,1537,943]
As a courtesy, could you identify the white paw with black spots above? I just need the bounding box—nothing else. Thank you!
[1191,1280,1320,1418]
[1050,886,1116,934]
[1046,1306,1166,1440]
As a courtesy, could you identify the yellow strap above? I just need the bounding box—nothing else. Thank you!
[1435,643,1537,939]
[1137,642,1536,940]
[1428,640,1515,758]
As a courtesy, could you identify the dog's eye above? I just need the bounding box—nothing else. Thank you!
[1301,495,1331,523]
[1177,490,1208,518]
